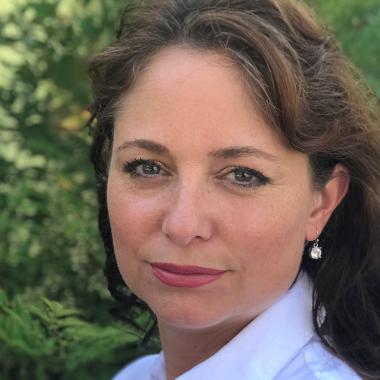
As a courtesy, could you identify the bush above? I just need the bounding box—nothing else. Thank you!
[0,288,158,380]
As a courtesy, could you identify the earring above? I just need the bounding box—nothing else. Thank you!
[309,232,322,260]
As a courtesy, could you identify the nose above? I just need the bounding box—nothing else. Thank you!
[161,181,214,247]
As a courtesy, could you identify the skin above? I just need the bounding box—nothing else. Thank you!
[107,46,349,380]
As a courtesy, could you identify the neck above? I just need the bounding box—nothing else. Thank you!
[158,318,251,380]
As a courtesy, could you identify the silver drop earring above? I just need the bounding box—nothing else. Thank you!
[309,232,322,260]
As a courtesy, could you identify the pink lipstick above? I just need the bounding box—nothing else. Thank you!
[151,262,226,288]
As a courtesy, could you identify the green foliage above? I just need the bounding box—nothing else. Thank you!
[0,288,157,380]
[306,0,380,97]
[0,0,378,379]
[0,0,127,319]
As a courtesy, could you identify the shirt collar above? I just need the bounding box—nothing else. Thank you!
[169,273,315,380]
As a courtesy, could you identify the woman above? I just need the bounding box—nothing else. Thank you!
[87,0,380,379]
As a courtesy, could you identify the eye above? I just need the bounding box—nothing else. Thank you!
[221,166,270,189]
[123,158,168,178]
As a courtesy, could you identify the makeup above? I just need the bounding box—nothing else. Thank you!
[151,262,226,288]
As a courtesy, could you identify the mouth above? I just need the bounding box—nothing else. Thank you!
[151,262,227,288]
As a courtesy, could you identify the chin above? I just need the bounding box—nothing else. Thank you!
[152,301,234,331]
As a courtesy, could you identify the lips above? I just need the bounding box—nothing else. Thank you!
[151,262,227,288]
[152,262,226,275]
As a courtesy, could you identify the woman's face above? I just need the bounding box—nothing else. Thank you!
[108,46,319,331]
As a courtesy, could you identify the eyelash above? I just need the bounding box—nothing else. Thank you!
[123,158,270,189]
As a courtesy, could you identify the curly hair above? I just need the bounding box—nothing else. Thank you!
[87,0,380,377]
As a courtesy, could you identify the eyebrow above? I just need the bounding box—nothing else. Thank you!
[117,139,278,161]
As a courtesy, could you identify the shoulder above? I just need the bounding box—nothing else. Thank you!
[112,354,161,380]
[276,337,361,380]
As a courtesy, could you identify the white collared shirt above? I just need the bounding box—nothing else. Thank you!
[113,274,360,379]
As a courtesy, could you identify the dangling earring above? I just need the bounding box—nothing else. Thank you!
[309,231,322,260]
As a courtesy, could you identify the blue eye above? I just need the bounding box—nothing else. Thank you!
[123,160,269,189]
[123,159,164,177]
[224,167,270,188]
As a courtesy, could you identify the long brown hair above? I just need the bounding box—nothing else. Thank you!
[87,0,380,377]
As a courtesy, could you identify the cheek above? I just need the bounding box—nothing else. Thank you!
[220,196,307,313]
[107,177,164,245]
[223,195,307,270]
[106,180,165,292]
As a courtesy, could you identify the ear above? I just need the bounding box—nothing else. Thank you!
[305,164,350,241]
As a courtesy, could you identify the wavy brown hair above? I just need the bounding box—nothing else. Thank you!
[87,0,380,377]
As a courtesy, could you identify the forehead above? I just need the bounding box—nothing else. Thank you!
[114,46,284,154]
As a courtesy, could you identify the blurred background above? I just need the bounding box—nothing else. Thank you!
[0,0,379,379]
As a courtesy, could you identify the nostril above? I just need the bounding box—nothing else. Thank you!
[161,208,213,246]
